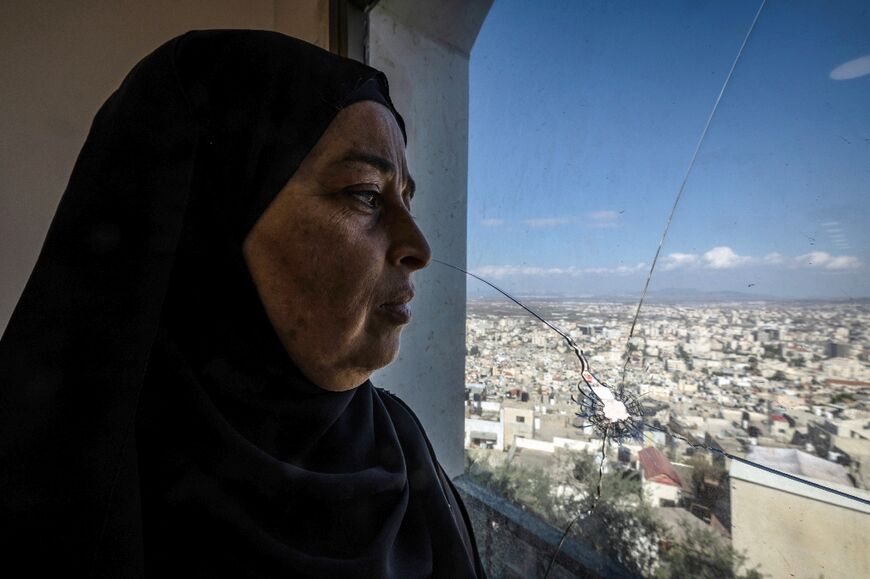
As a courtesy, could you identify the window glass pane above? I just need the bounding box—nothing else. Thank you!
[465,1,870,577]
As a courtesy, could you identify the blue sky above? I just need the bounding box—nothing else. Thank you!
[467,0,870,299]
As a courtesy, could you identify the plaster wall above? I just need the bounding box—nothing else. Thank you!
[367,0,492,478]
[503,406,535,450]
[0,0,493,481]
[515,437,555,454]
[465,417,504,451]
[642,480,681,507]
[731,477,870,579]
[0,0,328,334]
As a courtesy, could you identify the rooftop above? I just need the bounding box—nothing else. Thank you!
[638,446,683,488]
[745,446,851,487]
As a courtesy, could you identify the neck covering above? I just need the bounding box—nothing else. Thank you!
[0,30,483,578]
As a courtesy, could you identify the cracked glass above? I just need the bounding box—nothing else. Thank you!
[446,0,870,577]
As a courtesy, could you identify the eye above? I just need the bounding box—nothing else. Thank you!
[348,190,381,210]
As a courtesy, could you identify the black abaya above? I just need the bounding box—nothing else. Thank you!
[0,30,483,578]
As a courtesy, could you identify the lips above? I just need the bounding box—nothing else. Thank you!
[378,288,414,324]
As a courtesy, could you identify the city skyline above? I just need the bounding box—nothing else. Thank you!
[462,295,870,577]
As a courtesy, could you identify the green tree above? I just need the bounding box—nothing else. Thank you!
[465,450,764,578]
[465,452,559,520]
[465,452,526,501]
[564,451,664,576]
[569,493,663,576]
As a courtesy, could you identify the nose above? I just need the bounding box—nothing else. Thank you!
[387,209,432,272]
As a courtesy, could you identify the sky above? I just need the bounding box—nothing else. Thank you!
[467,0,870,299]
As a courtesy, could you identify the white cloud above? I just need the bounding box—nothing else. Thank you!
[471,247,862,282]
[473,262,646,279]
[827,256,861,269]
[830,54,870,80]
[660,247,753,271]
[656,246,862,272]
[794,251,861,270]
[762,252,785,265]
[662,252,700,271]
[481,218,504,227]
[516,210,623,229]
[521,217,574,228]
[474,265,571,278]
[586,210,621,229]
[582,262,648,275]
[703,246,753,269]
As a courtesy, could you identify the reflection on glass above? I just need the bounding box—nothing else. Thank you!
[462,0,870,577]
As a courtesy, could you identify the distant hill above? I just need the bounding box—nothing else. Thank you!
[468,286,870,304]
[640,287,779,302]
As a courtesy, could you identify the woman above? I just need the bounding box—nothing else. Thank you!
[0,30,484,578]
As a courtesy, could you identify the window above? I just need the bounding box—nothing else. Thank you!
[464,1,870,578]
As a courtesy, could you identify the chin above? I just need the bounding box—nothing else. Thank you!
[368,347,400,373]
[360,334,402,373]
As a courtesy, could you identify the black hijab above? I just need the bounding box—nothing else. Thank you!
[0,30,483,578]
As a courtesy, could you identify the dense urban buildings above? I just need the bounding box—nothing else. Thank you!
[464,298,870,578]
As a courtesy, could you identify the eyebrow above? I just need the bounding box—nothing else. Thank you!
[335,152,416,198]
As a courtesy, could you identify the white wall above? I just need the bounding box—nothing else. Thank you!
[368,0,492,478]
[553,438,601,453]
[0,0,494,479]
[465,417,504,451]
[731,459,870,579]
[515,437,555,453]
[0,0,328,334]
[642,479,681,507]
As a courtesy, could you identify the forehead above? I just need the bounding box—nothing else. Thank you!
[311,101,407,170]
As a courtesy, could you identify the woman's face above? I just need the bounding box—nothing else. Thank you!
[243,100,430,392]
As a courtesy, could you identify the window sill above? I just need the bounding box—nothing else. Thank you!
[452,475,636,579]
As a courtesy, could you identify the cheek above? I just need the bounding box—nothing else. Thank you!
[325,240,383,316]
[278,218,383,323]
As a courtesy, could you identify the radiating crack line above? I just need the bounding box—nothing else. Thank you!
[436,259,644,576]
[433,259,605,400]
[619,0,769,394]
[642,422,870,507]
[444,258,870,570]
[543,429,609,579]
[449,257,870,565]
[449,3,870,574]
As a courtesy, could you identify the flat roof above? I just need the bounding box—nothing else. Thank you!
[745,447,850,486]
[730,453,870,514]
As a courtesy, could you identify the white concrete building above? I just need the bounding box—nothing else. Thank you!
[731,447,870,579]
